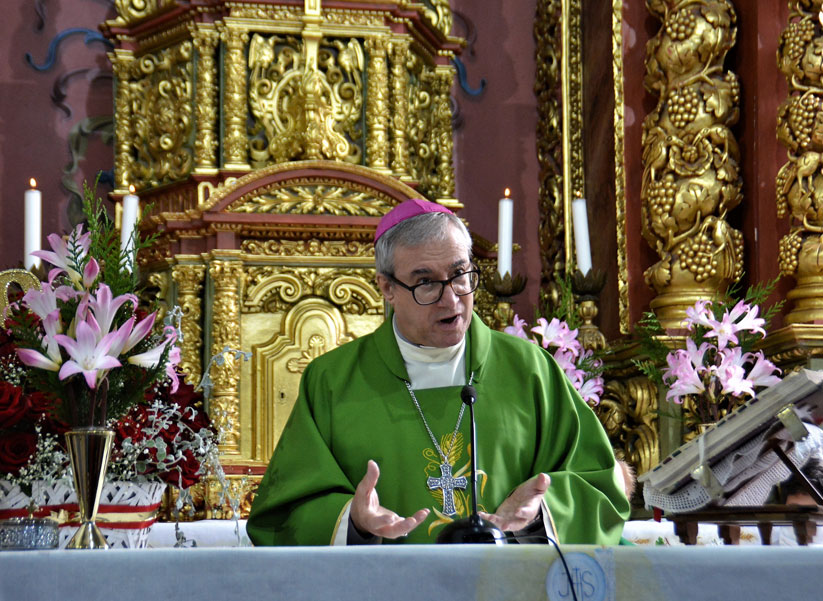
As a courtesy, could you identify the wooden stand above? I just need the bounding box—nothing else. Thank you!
[669,505,823,545]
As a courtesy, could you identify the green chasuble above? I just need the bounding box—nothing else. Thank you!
[247,314,630,545]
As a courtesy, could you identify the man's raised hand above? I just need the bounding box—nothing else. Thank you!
[478,473,550,532]
[350,460,429,539]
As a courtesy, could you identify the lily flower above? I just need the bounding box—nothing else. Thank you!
[31,225,90,286]
[532,317,580,356]
[54,318,122,389]
[746,351,781,388]
[504,315,530,340]
[89,284,138,336]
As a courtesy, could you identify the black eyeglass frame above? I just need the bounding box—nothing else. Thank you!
[386,267,481,306]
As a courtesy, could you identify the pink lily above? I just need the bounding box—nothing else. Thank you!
[578,376,604,406]
[684,299,714,331]
[532,317,580,356]
[88,284,138,335]
[21,286,60,322]
[732,302,767,337]
[54,318,122,389]
[746,351,781,388]
[31,225,90,286]
[82,257,100,289]
[504,315,530,340]
[704,311,741,350]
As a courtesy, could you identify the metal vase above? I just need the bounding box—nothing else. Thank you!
[65,428,114,550]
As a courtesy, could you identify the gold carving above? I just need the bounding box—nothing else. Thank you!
[406,54,438,197]
[613,0,630,334]
[776,3,823,324]
[112,50,136,193]
[243,266,382,315]
[366,36,391,172]
[247,33,364,165]
[641,0,743,328]
[113,0,174,24]
[222,26,251,169]
[390,37,412,179]
[423,0,453,38]
[208,259,245,454]
[192,25,220,172]
[241,238,374,258]
[226,180,394,216]
[433,66,457,204]
[172,263,206,385]
[131,41,195,188]
[253,299,356,459]
[534,0,566,304]
[598,376,659,476]
[0,269,41,315]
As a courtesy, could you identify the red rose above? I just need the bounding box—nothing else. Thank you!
[162,449,201,489]
[25,392,69,434]
[114,406,150,444]
[0,431,37,475]
[0,382,30,429]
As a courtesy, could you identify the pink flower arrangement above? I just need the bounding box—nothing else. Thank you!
[505,315,604,405]
[6,202,180,428]
[662,299,781,423]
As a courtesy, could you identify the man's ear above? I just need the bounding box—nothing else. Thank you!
[376,273,395,304]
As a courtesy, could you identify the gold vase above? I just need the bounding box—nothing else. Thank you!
[65,428,114,550]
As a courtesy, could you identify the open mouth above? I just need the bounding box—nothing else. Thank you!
[439,315,458,325]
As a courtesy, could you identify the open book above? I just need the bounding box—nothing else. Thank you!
[639,369,823,498]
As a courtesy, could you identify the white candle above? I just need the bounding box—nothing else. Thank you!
[120,185,140,270]
[24,178,42,271]
[571,196,592,275]
[497,188,513,278]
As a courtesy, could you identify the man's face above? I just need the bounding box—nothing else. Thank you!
[377,223,473,348]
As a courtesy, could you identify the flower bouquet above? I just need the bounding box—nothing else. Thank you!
[504,315,605,406]
[635,281,783,429]
[0,186,223,547]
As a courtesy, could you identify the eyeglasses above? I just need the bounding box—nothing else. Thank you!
[388,268,480,306]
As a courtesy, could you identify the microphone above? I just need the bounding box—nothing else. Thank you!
[436,385,507,544]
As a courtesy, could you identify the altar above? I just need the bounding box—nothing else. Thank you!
[1,544,821,601]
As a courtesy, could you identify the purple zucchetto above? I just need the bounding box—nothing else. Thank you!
[374,199,454,242]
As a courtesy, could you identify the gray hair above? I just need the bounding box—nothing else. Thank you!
[375,211,473,275]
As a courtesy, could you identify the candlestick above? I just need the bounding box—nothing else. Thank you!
[571,196,592,275]
[121,185,139,271]
[24,178,42,271]
[497,188,513,277]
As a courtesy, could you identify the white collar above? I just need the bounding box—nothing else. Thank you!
[392,315,465,364]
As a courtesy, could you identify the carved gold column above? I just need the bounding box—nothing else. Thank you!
[433,65,457,206]
[192,24,220,174]
[208,257,244,455]
[776,2,823,324]
[222,25,250,170]
[111,49,135,194]
[534,0,565,304]
[172,261,206,385]
[365,35,391,174]
[641,0,743,329]
[389,37,411,180]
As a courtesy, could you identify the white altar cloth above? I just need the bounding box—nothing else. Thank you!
[1,544,822,601]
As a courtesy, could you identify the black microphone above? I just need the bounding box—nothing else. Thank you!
[436,385,507,544]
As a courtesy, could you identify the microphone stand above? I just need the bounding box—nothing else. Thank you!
[436,386,507,545]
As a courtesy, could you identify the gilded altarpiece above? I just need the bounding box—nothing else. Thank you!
[101,0,465,516]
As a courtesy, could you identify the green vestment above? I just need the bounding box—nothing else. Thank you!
[247,314,630,545]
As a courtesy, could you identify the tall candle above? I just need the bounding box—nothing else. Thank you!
[120,185,139,270]
[497,188,513,277]
[571,196,592,275]
[24,178,42,270]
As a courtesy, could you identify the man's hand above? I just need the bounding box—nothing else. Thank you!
[478,473,551,532]
[350,460,430,539]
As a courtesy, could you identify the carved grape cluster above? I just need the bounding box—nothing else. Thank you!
[648,175,677,223]
[781,19,815,65]
[668,87,700,129]
[680,231,719,282]
[787,93,818,149]
[724,72,740,106]
[665,9,698,42]
[778,231,803,275]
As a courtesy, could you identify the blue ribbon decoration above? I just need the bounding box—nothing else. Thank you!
[452,57,486,97]
[26,28,114,72]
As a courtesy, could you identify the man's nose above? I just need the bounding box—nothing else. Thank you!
[437,283,461,306]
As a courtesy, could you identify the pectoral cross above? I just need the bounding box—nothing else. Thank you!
[427,462,467,516]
